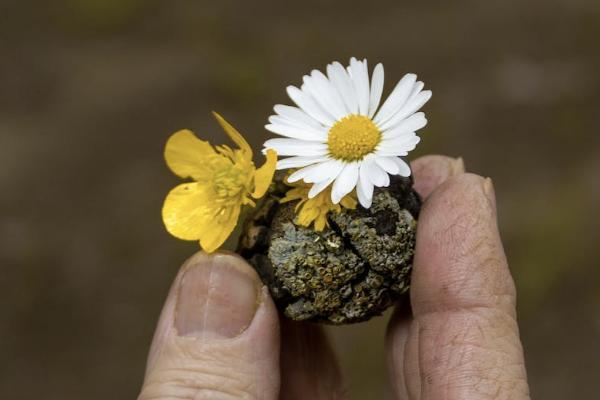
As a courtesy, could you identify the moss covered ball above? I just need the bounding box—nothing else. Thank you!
[238,175,421,324]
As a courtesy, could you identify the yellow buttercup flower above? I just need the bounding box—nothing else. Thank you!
[162,112,277,253]
[281,178,357,231]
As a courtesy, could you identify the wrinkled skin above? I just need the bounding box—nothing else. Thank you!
[138,155,530,400]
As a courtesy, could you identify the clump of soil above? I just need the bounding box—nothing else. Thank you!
[238,175,420,324]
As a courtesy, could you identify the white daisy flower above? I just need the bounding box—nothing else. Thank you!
[263,57,431,208]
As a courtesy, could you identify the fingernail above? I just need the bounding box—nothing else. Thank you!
[483,177,497,209]
[450,157,465,176]
[175,254,261,339]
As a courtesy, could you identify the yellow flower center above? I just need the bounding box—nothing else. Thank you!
[327,114,382,161]
[212,165,245,201]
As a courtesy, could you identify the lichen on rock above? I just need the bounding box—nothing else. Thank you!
[238,175,421,324]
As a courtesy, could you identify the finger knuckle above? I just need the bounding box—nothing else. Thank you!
[139,364,258,400]
[422,310,530,399]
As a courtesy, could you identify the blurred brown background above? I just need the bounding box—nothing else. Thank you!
[1,0,599,398]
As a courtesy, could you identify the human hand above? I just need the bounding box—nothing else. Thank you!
[138,155,530,400]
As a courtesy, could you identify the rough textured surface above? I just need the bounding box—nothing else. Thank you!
[238,175,421,324]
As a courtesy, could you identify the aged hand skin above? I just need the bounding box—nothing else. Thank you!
[138,155,531,400]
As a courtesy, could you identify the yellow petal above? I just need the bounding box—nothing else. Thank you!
[340,194,358,209]
[314,214,327,231]
[162,182,215,241]
[199,205,241,253]
[297,205,319,226]
[252,149,277,199]
[212,112,252,157]
[165,130,215,180]
[281,187,304,203]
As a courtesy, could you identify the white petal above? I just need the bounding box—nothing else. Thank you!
[382,171,390,186]
[360,58,371,115]
[301,75,335,120]
[307,70,347,120]
[375,149,407,157]
[358,165,375,208]
[276,155,329,169]
[287,85,335,126]
[379,91,432,131]
[374,157,400,175]
[264,138,328,157]
[273,104,323,129]
[308,162,344,198]
[365,161,389,187]
[356,181,371,208]
[320,66,350,116]
[265,123,326,141]
[389,157,412,177]
[268,115,326,135]
[349,58,370,116]
[287,161,330,183]
[408,81,425,102]
[331,162,359,204]
[327,62,359,114]
[300,159,344,183]
[377,135,421,156]
[381,131,418,145]
[369,163,390,187]
[381,112,427,139]
[308,177,333,198]
[368,63,384,118]
[373,73,417,126]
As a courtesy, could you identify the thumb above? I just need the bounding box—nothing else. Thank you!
[139,252,280,400]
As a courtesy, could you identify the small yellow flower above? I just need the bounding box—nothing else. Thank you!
[281,178,357,231]
[162,112,277,253]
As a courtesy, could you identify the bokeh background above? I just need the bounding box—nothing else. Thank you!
[1,0,599,398]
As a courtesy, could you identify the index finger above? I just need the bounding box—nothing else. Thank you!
[410,174,528,399]
[384,154,465,398]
